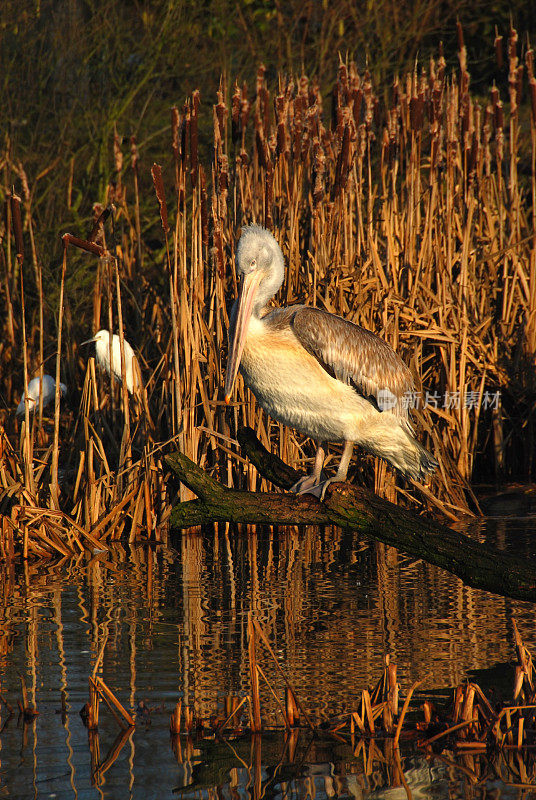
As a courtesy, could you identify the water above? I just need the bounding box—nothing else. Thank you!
[1,516,536,798]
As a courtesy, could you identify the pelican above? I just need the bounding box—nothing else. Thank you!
[224,225,438,498]
[16,375,67,417]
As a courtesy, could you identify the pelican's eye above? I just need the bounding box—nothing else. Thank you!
[250,258,257,269]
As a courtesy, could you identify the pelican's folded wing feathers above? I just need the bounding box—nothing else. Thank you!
[289,306,414,421]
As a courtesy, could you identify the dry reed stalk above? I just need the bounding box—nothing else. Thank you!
[50,240,67,508]
[10,193,35,500]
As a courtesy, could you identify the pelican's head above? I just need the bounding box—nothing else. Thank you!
[224,225,285,403]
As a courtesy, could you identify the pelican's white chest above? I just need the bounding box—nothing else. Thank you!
[239,317,371,442]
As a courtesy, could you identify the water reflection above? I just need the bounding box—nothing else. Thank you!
[0,518,535,798]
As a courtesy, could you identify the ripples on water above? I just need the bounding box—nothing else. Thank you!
[0,517,535,798]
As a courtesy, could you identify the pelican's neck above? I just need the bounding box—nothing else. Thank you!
[245,312,268,338]
[254,243,285,314]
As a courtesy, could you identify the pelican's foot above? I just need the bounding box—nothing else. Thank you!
[302,477,342,501]
[290,474,323,494]
[290,476,341,501]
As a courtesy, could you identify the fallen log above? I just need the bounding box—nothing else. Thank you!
[166,427,536,603]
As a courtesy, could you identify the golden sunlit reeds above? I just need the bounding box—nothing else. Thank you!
[1,28,536,554]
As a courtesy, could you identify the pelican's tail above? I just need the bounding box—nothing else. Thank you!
[361,422,438,482]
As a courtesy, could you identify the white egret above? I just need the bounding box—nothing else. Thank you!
[16,375,67,417]
[80,329,142,396]
[224,225,438,498]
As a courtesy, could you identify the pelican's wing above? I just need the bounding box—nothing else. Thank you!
[288,306,414,420]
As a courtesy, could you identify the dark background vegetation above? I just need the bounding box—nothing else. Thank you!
[0,0,533,343]
[1,0,535,233]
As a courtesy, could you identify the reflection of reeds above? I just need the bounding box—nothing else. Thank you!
[1,29,536,551]
[2,528,536,794]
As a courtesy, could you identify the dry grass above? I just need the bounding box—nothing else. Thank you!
[1,28,536,555]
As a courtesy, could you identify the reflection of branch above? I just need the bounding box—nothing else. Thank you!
[93,726,134,783]
[166,428,536,603]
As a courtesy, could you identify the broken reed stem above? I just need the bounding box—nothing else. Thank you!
[91,676,135,729]
[422,716,479,746]
[393,678,426,748]
[219,695,248,732]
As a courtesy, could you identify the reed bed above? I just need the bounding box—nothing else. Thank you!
[1,27,536,554]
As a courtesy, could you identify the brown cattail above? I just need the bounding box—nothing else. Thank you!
[231,82,241,144]
[333,124,351,197]
[171,105,180,183]
[215,88,227,144]
[409,95,424,132]
[529,78,536,126]
[352,87,363,129]
[62,232,104,257]
[151,163,169,234]
[87,205,111,244]
[275,94,287,157]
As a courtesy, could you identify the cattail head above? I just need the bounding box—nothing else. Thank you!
[231,82,241,144]
[529,77,536,127]
[151,163,169,234]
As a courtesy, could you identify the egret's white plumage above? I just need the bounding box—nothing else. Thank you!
[80,329,141,396]
[224,225,438,498]
[16,375,67,417]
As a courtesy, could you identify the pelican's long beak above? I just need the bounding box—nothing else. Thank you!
[80,336,98,346]
[224,270,262,403]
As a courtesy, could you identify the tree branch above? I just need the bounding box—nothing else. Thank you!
[166,429,536,603]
